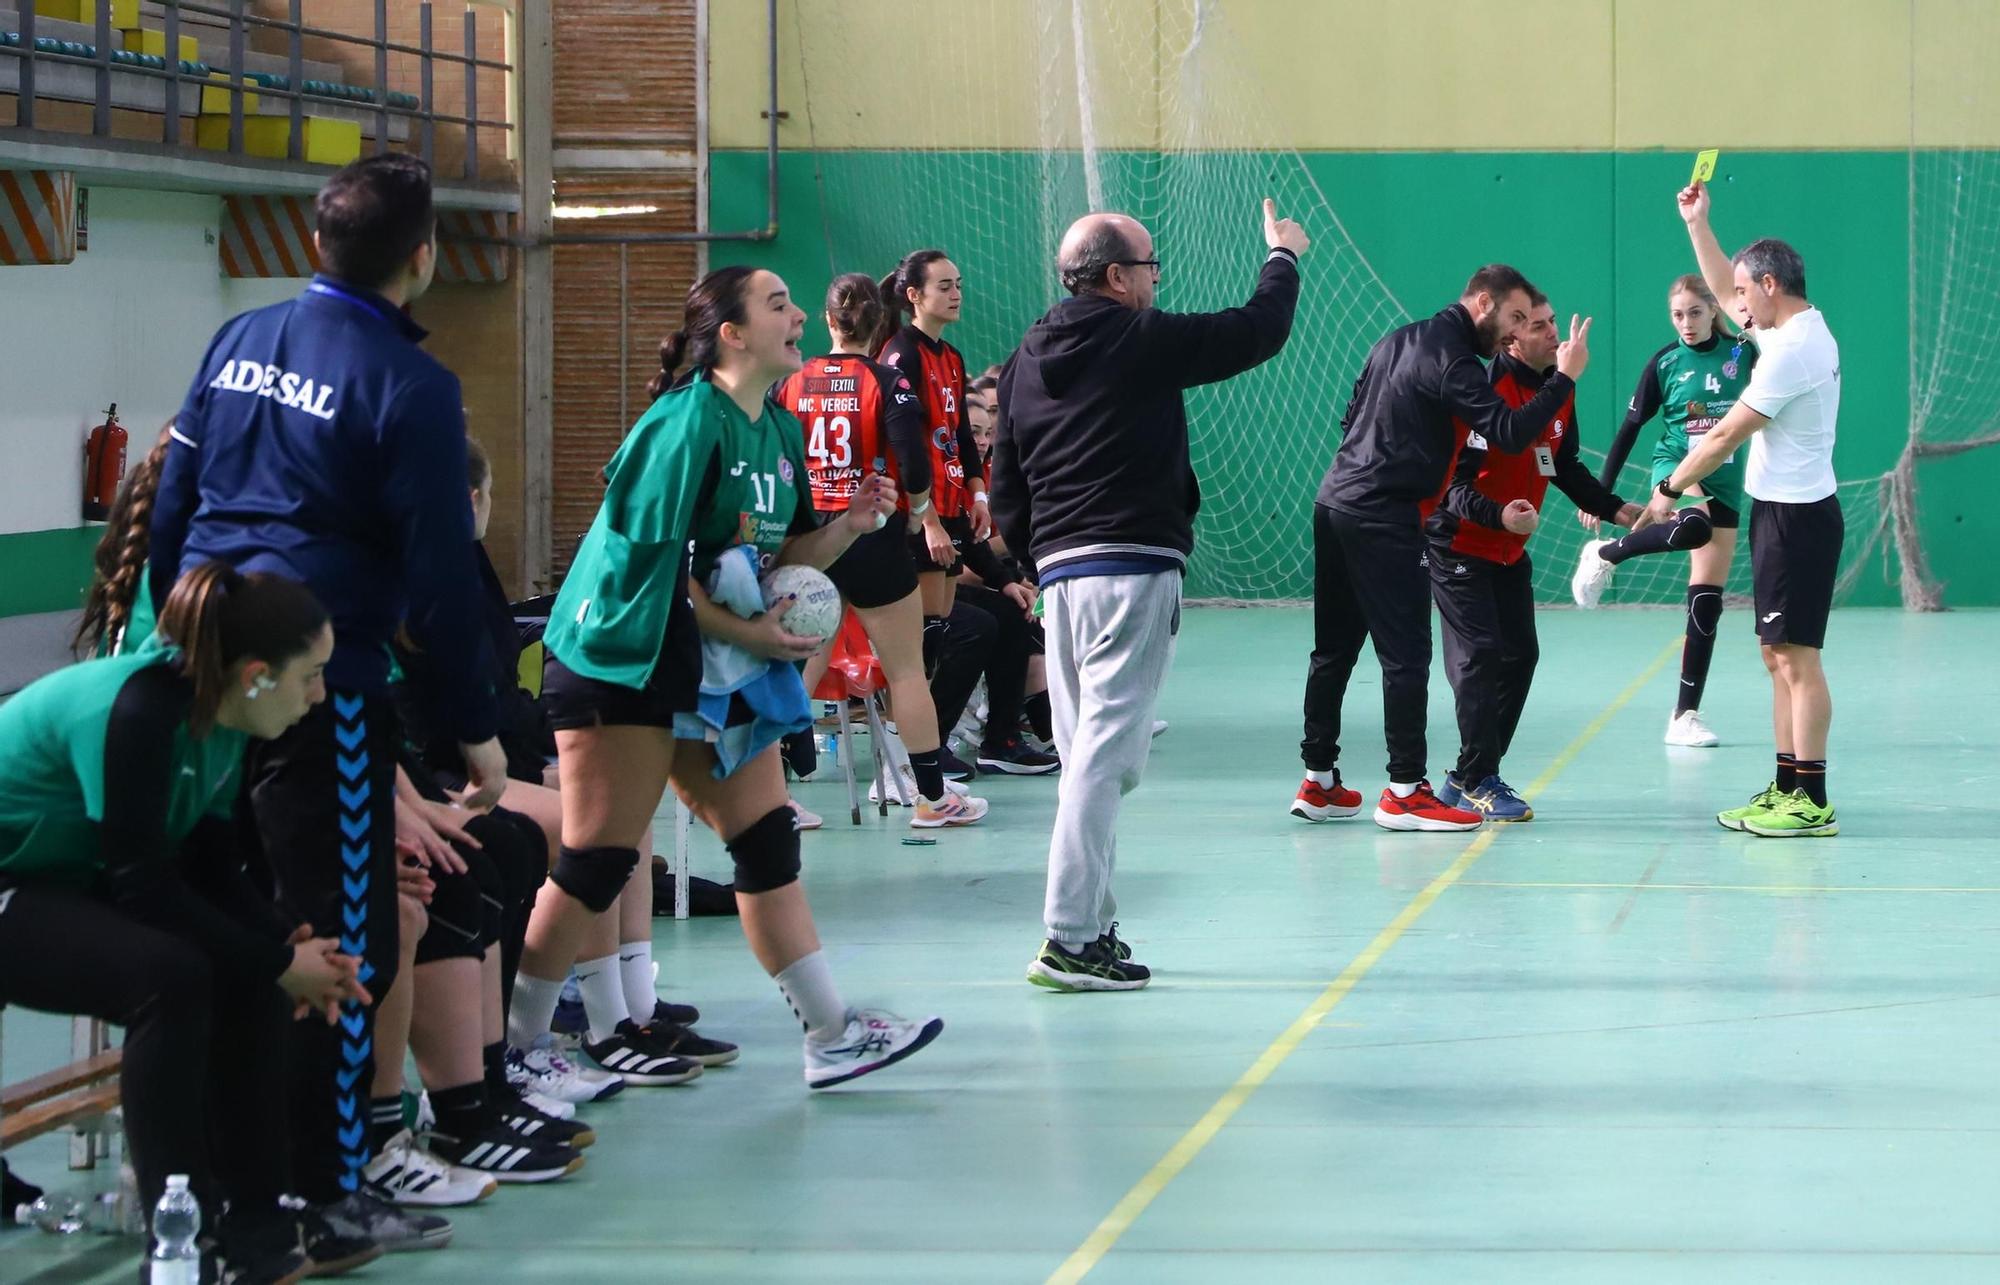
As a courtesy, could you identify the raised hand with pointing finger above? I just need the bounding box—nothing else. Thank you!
[1263,197,1310,257]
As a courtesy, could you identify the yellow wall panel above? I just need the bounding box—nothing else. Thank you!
[712,0,2000,152]
[710,0,1160,151]
[1159,0,1614,150]
[1613,0,1910,149]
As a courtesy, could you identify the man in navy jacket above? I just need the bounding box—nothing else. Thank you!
[150,154,499,1242]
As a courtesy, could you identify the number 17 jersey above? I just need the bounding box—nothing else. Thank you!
[778,355,923,514]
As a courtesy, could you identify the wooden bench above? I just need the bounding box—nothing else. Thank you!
[0,1015,121,1169]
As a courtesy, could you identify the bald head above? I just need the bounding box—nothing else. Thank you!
[1058,213,1154,304]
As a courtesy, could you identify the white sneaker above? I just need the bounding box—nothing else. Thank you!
[869,765,968,806]
[507,1035,625,1105]
[789,799,823,831]
[911,792,990,828]
[804,1009,945,1089]
[519,1088,576,1121]
[1151,719,1169,738]
[365,1129,496,1207]
[1571,539,1616,608]
[1665,709,1720,747]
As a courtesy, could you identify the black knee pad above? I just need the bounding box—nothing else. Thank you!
[1686,583,1724,634]
[466,808,548,908]
[415,863,485,964]
[550,844,639,913]
[1670,508,1715,550]
[727,807,802,895]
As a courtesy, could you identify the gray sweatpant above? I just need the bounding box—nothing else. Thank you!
[1041,571,1182,946]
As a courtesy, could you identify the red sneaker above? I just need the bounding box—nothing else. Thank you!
[1372,781,1482,832]
[1290,777,1363,822]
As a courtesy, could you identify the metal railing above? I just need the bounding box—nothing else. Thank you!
[1,0,513,182]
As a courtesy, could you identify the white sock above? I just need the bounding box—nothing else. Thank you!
[618,942,657,1026]
[1389,781,1419,799]
[1306,769,1334,788]
[575,953,629,1043]
[506,972,564,1050]
[774,950,848,1044]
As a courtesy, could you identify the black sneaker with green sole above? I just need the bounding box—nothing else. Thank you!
[1028,937,1151,992]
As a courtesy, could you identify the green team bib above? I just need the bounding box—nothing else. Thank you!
[1655,337,1756,459]
[0,652,245,886]
[689,397,812,582]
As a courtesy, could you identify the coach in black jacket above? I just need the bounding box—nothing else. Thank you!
[1297,265,1592,832]
[992,200,1308,991]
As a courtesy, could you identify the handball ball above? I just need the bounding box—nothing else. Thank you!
[759,564,842,642]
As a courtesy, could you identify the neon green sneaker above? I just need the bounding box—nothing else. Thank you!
[1742,789,1839,838]
[1717,781,1786,831]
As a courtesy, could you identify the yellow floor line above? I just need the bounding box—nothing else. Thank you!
[1044,639,1679,1284]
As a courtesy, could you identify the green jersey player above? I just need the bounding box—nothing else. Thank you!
[1571,274,1756,747]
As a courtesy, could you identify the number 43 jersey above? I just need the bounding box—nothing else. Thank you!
[778,354,928,514]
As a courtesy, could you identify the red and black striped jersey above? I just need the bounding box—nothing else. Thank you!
[878,325,981,518]
[777,354,926,513]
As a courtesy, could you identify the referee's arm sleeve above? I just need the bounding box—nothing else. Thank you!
[1138,249,1301,390]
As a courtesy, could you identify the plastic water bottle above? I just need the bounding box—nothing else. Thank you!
[16,1192,89,1233]
[148,1175,201,1284]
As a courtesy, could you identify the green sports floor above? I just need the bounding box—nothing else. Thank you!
[7,606,1999,1284]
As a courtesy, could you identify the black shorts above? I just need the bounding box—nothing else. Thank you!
[1702,496,1741,530]
[909,512,975,576]
[822,509,918,609]
[1749,495,1843,649]
[542,652,697,732]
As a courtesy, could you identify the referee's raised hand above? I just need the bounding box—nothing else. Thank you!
[1263,198,1310,257]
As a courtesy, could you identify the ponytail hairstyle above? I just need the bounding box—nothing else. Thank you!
[646,264,762,401]
[156,562,330,735]
[1669,272,1725,340]
[73,425,173,658]
[825,272,885,348]
[872,249,951,353]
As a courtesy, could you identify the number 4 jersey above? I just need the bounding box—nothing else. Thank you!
[1632,332,1756,509]
[777,354,931,514]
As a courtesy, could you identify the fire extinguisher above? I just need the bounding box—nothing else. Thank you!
[82,403,126,523]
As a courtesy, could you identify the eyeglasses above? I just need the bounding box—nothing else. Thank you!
[1110,258,1162,279]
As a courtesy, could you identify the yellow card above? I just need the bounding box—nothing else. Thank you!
[1691,149,1719,185]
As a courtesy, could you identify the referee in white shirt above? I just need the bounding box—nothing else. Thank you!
[1640,179,1841,838]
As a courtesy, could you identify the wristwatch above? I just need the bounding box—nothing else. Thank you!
[1656,479,1684,501]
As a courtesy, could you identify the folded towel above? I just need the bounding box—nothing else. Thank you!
[672,545,812,778]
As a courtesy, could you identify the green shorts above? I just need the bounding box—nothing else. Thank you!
[1652,448,1746,518]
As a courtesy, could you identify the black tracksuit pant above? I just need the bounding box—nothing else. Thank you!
[952,583,1040,750]
[1302,503,1434,782]
[1429,548,1539,783]
[242,689,400,1203]
[0,879,292,1237]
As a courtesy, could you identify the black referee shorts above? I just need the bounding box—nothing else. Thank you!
[1749,494,1843,649]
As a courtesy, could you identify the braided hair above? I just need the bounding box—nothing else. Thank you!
[73,426,172,658]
